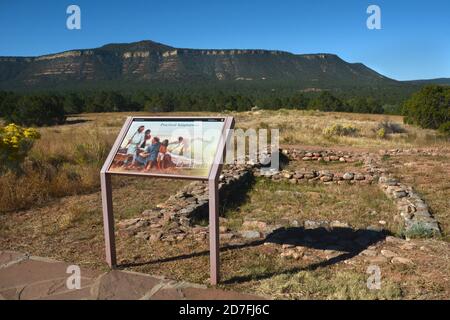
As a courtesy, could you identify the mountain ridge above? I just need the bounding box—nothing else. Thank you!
[0,40,439,91]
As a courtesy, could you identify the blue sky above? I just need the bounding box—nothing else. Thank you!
[0,0,449,80]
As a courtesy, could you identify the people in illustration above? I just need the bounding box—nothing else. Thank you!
[124,125,145,167]
[144,137,161,171]
[140,129,152,149]
[117,131,198,172]
[157,139,169,169]
[168,136,187,156]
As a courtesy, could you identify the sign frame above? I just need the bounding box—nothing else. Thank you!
[100,116,235,285]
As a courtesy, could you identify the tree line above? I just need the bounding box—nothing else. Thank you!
[0,90,393,125]
[1,86,448,135]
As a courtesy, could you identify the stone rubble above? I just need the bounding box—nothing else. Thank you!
[117,147,441,243]
[117,164,254,243]
[378,175,441,237]
[282,149,359,163]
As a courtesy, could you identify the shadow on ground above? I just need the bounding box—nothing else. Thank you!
[121,226,388,285]
[64,118,90,125]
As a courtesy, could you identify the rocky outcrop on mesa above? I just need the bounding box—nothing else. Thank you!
[0,40,397,89]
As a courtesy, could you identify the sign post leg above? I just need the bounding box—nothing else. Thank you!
[208,178,220,285]
[100,172,117,268]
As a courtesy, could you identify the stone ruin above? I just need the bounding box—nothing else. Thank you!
[117,148,441,245]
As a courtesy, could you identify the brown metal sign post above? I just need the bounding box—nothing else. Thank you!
[100,116,234,285]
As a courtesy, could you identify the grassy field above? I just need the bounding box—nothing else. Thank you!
[1,110,449,299]
[223,178,399,234]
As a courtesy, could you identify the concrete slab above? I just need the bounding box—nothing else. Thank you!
[0,258,99,291]
[37,287,93,300]
[91,270,167,300]
[0,251,28,268]
[0,251,265,300]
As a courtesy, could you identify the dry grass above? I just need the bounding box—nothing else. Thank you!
[1,110,449,299]
[256,268,402,300]
[233,109,449,150]
[1,110,448,213]
[223,178,399,234]
[384,154,450,241]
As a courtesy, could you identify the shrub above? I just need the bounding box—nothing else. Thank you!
[309,92,347,112]
[376,127,386,139]
[6,94,66,126]
[323,123,359,137]
[374,120,405,138]
[403,85,450,129]
[0,123,40,172]
[402,222,439,239]
[438,121,450,136]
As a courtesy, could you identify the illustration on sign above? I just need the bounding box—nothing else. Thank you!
[108,118,226,178]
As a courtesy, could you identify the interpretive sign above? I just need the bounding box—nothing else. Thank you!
[107,117,226,179]
[100,116,235,285]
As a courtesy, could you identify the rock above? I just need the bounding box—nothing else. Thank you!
[136,231,150,240]
[282,172,293,179]
[293,173,304,179]
[117,218,141,229]
[149,232,162,242]
[330,220,350,228]
[393,190,407,199]
[385,236,404,244]
[360,249,377,257]
[354,174,365,181]
[220,233,235,241]
[343,172,354,180]
[240,230,261,239]
[381,177,399,186]
[320,175,333,182]
[292,252,303,260]
[304,220,322,229]
[304,172,316,179]
[378,220,386,225]
[380,249,397,258]
[242,220,267,231]
[391,257,414,265]
[219,226,229,233]
[282,244,295,249]
[399,243,415,250]
[176,234,186,241]
[290,220,300,227]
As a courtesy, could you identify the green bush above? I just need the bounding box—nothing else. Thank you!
[5,95,66,127]
[374,120,405,139]
[403,85,450,129]
[309,92,347,112]
[323,123,359,137]
[402,222,439,239]
[438,121,450,136]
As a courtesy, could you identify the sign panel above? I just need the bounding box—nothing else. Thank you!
[107,117,226,179]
